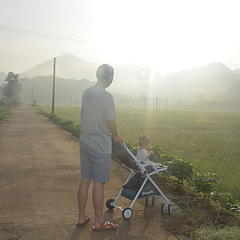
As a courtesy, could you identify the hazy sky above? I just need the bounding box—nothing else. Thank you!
[1,0,240,73]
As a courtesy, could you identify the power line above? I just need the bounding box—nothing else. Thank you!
[0,24,95,47]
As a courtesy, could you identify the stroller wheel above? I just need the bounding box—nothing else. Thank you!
[106,199,115,209]
[145,197,149,206]
[152,196,155,206]
[168,204,172,214]
[122,208,133,220]
[161,204,172,214]
[161,204,165,214]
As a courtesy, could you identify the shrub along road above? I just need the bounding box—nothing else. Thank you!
[0,106,178,240]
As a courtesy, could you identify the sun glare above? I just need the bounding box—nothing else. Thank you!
[93,0,240,73]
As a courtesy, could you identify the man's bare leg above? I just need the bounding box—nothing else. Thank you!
[92,182,105,227]
[78,178,91,224]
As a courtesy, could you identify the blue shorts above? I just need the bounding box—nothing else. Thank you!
[80,143,112,183]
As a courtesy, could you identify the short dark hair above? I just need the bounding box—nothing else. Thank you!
[138,136,149,146]
[96,64,114,86]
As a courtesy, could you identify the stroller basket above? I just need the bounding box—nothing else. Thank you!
[121,175,161,200]
[106,141,173,219]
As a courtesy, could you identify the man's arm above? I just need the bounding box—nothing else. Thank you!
[107,120,123,143]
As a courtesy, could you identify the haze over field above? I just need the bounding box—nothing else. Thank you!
[1,0,240,108]
[1,0,240,74]
[16,53,240,105]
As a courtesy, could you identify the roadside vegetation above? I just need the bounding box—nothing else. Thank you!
[194,226,240,240]
[0,104,9,121]
[35,105,240,239]
[0,99,16,121]
[39,106,240,196]
[0,72,22,120]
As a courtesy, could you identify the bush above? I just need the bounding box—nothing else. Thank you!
[210,192,240,214]
[191,172,218,195]
[159,154,193,182]
[0,98,21,106]
[194,226,240,240]
[34,107,81,138]
[0,106,8,120]
[150,144,162,157]
[0,100,12,120]
[49,115,80,138]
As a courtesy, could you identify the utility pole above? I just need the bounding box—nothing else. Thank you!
[156,96,158,112]
[31,84,34,103]
[51,57,56,114]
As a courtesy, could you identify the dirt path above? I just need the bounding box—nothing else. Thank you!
[0,106,178,240]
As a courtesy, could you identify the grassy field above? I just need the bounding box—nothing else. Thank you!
[41,106,240,197]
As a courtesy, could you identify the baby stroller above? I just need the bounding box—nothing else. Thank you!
[106,141,173,220]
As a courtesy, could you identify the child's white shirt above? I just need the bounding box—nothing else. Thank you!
[137,147,149,163]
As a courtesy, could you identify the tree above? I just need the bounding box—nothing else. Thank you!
[2,72,22,103]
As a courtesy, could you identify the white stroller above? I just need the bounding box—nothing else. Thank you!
[106,141,173,220]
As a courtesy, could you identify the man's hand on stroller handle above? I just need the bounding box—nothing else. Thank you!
[112,135,124,144]
[107,120,123,144]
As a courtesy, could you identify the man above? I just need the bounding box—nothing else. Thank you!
[77,64,123,231]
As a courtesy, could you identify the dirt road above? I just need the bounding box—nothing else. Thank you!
[0,106,177,240]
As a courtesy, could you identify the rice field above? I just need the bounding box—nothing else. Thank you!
[41,106,240,197]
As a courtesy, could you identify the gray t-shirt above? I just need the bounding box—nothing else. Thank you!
[80,85,116,154]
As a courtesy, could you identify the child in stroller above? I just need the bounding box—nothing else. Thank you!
[137,136,154,163]
[106,140,172,219]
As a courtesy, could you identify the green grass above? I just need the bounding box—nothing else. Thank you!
[41,106,240,197]
[0,106,9,120]
[194,226,240,240]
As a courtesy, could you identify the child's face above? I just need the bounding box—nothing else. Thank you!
[139,139,149,147]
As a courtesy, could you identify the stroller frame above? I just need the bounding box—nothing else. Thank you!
[106,143,172,219]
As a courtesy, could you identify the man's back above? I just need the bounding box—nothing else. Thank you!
[80,85,116,154]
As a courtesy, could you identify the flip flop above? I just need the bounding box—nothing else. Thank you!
[92,221,119,231]
[76,216,91,227]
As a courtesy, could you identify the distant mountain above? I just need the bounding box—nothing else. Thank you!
[155,63,240,101]
[20,54,240,104]
[21,52,151,96]
[20,76,94,105]
[22,53,98,81]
